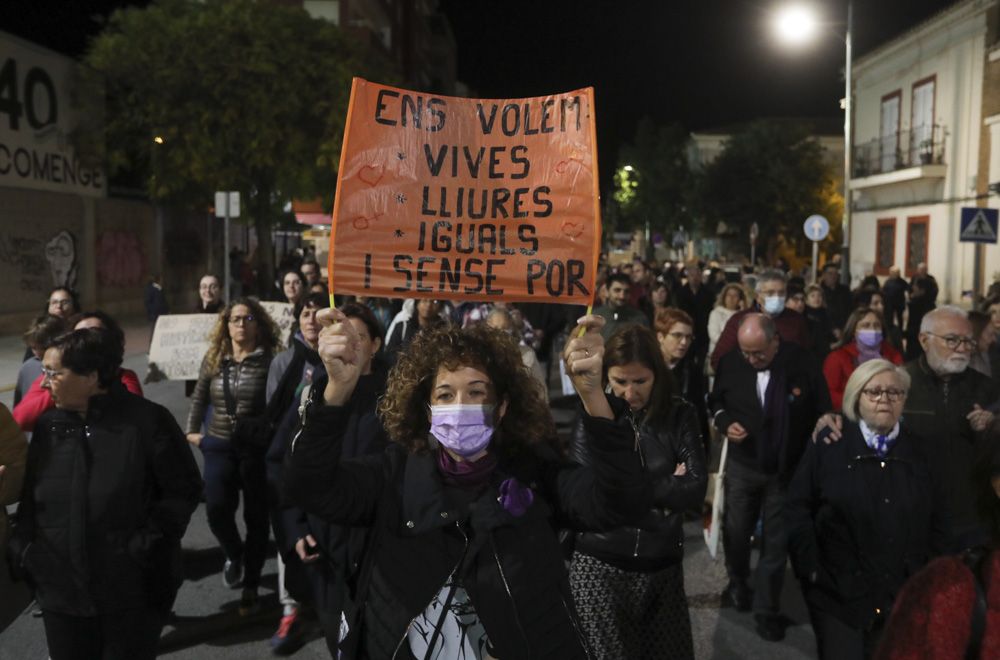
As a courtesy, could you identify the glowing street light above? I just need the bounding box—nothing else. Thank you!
[773,5,819,46]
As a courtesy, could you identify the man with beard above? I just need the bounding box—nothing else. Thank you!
[898,307,998,548]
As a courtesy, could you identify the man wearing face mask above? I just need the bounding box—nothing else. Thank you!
[708,314,831,642]
[710,270,811,371]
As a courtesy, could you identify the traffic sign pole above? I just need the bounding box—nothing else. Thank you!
[224,195,231,304]
[803,215,830,284]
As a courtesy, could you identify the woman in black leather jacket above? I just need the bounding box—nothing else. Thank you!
[186,297,279,616]
[569,323,707,660]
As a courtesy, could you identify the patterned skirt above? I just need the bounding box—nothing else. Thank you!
[569,552,693,660]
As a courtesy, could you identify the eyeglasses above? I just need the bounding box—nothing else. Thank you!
[228,314,256,326]
[861,388,907,402]
[740,349,769,361]
[667,331,694,343]
[48,299,72,308]
[41,367,64,381]
[925,333,977,351]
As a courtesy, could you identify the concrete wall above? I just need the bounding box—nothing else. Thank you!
[0,185,214,335]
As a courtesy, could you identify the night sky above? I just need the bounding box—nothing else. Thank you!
[5,0,959,175]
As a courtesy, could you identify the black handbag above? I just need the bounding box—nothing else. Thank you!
[223,363,272,454]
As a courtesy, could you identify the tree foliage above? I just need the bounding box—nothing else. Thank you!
[75,0,394,285]
[699,120,842,251]
[612,117,697,233]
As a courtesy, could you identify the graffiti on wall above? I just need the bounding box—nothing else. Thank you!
[0,229,78,292]
[45,231,79,289]
[96,230,145,288]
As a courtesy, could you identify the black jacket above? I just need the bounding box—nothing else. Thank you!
[902,356,1000,548]
[9,386,202,616]
[786,421,947,629]
[570,397,707,570]
[283,386,651,659]
[708,342,832,482]
[670,352,710,447]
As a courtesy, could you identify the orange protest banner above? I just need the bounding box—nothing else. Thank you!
[327,78,600,305]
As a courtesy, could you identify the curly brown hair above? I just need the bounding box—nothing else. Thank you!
[378,323,556,454]
[202,297,281,375]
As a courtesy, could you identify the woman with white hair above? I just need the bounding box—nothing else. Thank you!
[786,359,948,659]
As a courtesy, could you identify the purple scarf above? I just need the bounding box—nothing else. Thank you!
[437,448,498,489]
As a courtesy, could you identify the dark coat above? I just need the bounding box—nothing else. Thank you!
[786,421,947,630]
[8,386,202,616]
[186,348,272,442]
[570,398,707,570]
[902,356,1000,548]
[708,341,832,482]
[669,352,710,446]
[674,283,714,359]
[283,387,651,659]
[821,281,854,331]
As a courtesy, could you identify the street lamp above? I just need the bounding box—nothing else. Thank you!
[772,2,853,286]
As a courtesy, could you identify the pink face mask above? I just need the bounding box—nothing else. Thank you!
[429,404,496,457]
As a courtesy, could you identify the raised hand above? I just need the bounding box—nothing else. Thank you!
[316,307,364,406]
[563,314,612,419]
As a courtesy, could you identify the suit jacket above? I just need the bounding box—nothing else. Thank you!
[708,342,831,481]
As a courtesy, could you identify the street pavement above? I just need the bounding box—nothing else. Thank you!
[0,317,816,659]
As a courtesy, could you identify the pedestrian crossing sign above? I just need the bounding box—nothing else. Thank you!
[959,207,999,244]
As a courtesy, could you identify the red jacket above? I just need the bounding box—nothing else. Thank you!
[823,341,904,411]
[875,551,1000,660]
[13,369,143,432]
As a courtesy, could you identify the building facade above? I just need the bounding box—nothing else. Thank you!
[849,0,996,302]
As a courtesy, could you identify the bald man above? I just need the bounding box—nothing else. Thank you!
[708,313,831,642]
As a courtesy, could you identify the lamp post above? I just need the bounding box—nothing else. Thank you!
[773,2,853,286]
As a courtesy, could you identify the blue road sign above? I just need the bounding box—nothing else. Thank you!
[959,207,998,244]
[803,215,829,242]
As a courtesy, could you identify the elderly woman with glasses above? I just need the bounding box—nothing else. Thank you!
[786,359,948,660]
[186,297,280,616]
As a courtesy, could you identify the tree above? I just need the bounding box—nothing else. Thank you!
[612,118,697,234]
[699,120,843,262]
[75,0,394,292]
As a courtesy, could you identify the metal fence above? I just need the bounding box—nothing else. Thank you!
[852,124,946,178]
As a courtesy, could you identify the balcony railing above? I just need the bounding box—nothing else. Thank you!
[851,124,947,178]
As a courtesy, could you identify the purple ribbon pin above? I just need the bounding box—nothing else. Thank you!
[498,478,534,517]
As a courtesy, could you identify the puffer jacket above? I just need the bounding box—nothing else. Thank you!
[283,383,651,659]
[570,397,707,570]
[186,347,272,445]
[8,385,202,616]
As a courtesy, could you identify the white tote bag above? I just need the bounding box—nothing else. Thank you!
[703,437,728,559]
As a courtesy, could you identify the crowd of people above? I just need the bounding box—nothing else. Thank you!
[1,252,1000,659]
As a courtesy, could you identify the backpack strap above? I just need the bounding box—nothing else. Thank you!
[962,546,990,660]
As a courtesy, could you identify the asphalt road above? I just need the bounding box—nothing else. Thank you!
[0,322,817,659]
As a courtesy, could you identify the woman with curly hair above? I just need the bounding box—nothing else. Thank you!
[186,297,280,616]
[569,324,707,659]
[283,309,651,659]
